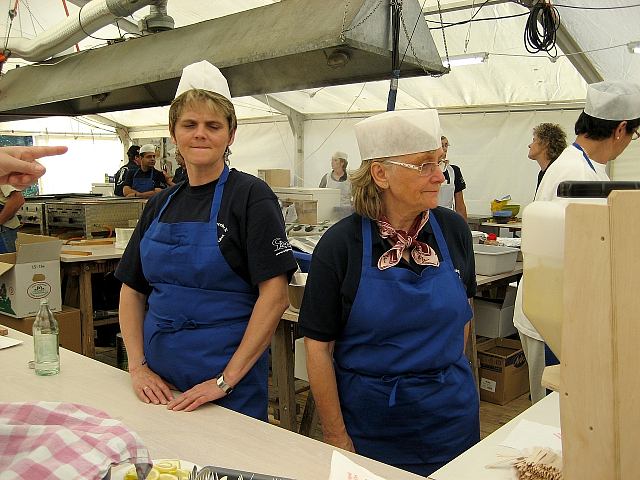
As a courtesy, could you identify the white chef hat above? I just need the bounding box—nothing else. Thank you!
[583,80,640,121]
[332,151,348,161]
[174,60,231,101]
[139,144,156,154]
[354,109,441,161]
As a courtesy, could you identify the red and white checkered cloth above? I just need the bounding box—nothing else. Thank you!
[0,402,152,479]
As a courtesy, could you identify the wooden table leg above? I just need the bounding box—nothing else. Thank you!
[79,264,95,358]
[271,319,296,431]
[467,300,480,397]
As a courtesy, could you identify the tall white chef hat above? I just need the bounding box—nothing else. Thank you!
[174,60,231,101]
[583,80,640,121]
[354,109,442,160]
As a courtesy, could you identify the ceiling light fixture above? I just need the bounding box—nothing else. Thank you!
[628,41,640,54]
[442,52,489,68]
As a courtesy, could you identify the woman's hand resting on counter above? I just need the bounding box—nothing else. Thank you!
[323,431,356,453]
[167,378,226,412]
[130,364,174,405]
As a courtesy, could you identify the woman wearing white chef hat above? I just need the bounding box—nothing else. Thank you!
[299,109,479,476]
[116,61,297,418]
[536,80,640,201]
[515,80,640,405]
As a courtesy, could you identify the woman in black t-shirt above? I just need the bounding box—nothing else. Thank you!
[299,109,479,477]
[116,61,296,420]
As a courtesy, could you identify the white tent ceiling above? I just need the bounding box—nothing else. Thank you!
[0,0,638,131]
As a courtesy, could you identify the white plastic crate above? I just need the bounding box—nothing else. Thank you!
[473,244,518,275]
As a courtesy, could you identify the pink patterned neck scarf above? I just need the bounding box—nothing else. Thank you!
[376,211,440,270]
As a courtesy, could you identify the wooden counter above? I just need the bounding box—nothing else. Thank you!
[0,329,423,480]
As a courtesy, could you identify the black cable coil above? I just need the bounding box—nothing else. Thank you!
[524,1,560,55]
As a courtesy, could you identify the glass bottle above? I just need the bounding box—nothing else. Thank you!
[32,298,60,376]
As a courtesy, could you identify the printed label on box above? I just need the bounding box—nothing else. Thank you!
[480,377,497,393]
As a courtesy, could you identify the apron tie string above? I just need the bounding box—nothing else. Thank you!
[382,370,447,407]
[155,315,198,333]
[376,212,439,270]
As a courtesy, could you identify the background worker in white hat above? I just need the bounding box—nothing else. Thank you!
[299,109,479,476]
[319,150,352,208]
[116,61,297,419]
[514,80,640,404]
[536,80,640,201]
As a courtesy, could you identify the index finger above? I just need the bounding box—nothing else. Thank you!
[14,146,68,161]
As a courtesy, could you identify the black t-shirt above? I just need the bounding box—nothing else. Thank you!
[115,169,298,295]
[172,166,188,185]
[123,167,167,192]
[114,162,138,196]
[442,164,466,193]
[298,208,476,341]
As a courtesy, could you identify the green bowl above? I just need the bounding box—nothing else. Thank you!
[503,204,520,217]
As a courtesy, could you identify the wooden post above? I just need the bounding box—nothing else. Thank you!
[561,190,640,479]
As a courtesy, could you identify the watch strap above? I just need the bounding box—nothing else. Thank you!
[216,373,233,395]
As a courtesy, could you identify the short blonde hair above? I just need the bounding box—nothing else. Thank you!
[169,89,237,136]
[350,159,384,219]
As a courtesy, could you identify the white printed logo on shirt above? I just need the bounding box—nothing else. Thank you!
[217,222,228,243]
[272,238,292,256]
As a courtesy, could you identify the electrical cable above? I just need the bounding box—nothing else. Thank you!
[553,2,640,10]
[426,11,529,29]
[3,0,18,51]
[302,82,368,168]
[523,1,559,55]
[77,3,128,43]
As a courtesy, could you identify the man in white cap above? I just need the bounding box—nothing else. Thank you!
[300,109,479,477]
[116,61,296,420]
[319,150,352,208]
[122,144,167,198]
[514,80,640,405]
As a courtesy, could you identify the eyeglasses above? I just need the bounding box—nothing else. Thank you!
[632,129,639,141]
[385,159,449,176]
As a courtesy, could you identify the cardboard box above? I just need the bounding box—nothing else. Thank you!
[281,199,318,224]
[0,305,82,353]
[478,338,529,405]
[258,169,290,188]
[0,233,62,318]
[474,286,517,338]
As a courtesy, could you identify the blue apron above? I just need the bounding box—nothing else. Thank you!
[132,169,155,192]
[334,214,479,476]
[139,165,268,420]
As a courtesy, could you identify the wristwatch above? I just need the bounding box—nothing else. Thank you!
[216,373,234,395]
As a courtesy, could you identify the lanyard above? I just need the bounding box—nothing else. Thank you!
[572,142,596,172]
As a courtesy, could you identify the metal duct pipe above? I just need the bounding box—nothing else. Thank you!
[140,1,174,34]
[5,0,165,62]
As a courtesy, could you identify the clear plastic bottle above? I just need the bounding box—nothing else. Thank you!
[32,299,60,376]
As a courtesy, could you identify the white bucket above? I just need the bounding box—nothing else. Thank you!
[521,198,605,358]
[115,228,135,250]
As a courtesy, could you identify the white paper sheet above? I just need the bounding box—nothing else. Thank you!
[329,451,388,480]
[0,336,23,349]
[499,419,562,452]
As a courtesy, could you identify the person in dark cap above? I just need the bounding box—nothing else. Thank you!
[536,80,640,201]
[114,145,141,197]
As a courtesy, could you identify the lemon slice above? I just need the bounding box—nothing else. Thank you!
[175,470,190,480]
[157,474,178,480]
[154,460,180,474]
[123,467,138,480]
[146,470,160,480]
[122,467,160,480]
